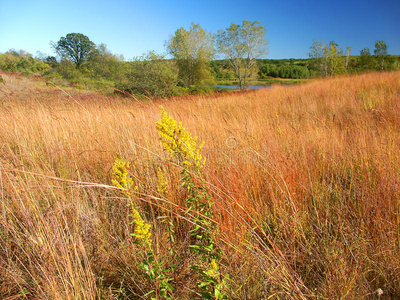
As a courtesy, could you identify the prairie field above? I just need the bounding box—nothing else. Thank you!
[0,71,400,299]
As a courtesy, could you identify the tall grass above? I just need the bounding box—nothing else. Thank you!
[0,71,399,299]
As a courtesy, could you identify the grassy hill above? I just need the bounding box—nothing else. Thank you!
[1,71,399,299]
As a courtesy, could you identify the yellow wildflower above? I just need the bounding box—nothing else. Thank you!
[157,167,168,195]
[204,258,219,278]
[111,156,152,249]
[156,106,205,168]
[111,156,137,194]
[131,205,152,248]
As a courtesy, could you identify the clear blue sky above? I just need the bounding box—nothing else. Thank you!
[0,0,399,59]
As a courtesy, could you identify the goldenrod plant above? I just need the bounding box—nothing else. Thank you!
[156,106,227,299]
[195,259,228,300]
[112,156,173,299]
[111,156,136,194]
[112,156,152,248]
[156,167,168,196]
[156,166,176,256]
[156,106,205,168]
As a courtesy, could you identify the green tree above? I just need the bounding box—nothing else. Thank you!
[345,46,351,70]
[54,33,97,68]
[44,56,58,68]
[374,40,388,70]
[88,43,125,80]
[216,20,268,90]
[326,41,345,76]
[309,40,345,77]
[359,47,374,70]
[118,51,178,98]
[53,60,81,79]
[308,39,328,77]
[167,23,214,87]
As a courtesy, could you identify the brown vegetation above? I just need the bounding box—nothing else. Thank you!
[0,71,399,299]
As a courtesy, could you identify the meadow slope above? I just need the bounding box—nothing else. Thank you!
[0,71,399,299]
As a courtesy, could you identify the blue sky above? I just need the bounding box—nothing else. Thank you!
[0,0,399,59]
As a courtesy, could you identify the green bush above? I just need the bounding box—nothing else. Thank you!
[0,51,50,74]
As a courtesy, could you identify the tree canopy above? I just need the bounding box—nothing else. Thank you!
[55,33,97,68]
[374,40,388,70]
[167,23,214,87]
[309,40,346,77]
[216,20,268,90]
[308,39,328,76]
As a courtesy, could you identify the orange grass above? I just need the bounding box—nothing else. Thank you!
[0,71,399,299]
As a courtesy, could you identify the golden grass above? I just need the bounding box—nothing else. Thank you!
[0,71,399,299]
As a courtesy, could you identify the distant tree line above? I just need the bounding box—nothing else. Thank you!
[0,22,270,95]
[258,59,313,79]
[0,29,399,97]
[307,39,398,77]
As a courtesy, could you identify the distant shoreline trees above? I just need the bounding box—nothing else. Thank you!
[216,21,269,90]
[118,51,178,98]
[307,39,394,77]
[374,41,388,70]
[308,40,346,77]
[166,23,214,88]
[0,28,399,97]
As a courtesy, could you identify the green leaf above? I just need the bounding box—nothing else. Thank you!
[200,292,213,300]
